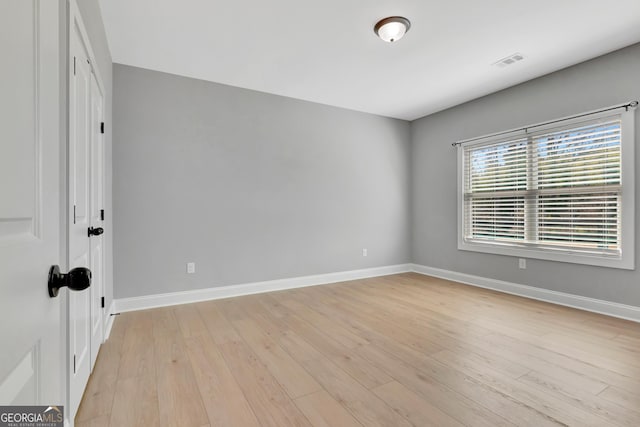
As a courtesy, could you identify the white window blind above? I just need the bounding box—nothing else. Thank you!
[458,108,635,269]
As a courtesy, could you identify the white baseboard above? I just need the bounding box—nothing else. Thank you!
[410,264,640,323]
[112,262,640,323]
[103,300,116,340]
[115,264,412,313]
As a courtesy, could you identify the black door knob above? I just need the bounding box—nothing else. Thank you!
[88,227,104,237]
[48,265,91,298]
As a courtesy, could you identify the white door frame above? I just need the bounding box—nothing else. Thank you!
[67,0,107,422]
[89,71,105,371]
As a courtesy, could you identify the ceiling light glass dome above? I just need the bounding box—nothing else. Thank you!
[374,17,411,43]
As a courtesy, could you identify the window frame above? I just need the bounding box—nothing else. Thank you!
[457,108,635,270]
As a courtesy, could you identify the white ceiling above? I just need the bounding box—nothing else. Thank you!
[99,0,640,120]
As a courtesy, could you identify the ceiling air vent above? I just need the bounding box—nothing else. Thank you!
[493,53,524,68]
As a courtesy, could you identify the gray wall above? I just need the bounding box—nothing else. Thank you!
[411,43,640,306]
[113,65,411,299]
[76,0,114,311]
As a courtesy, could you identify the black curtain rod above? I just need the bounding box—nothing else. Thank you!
[452,100,638,147]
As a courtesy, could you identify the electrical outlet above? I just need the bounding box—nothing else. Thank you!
[518,258,526,269]
[362,248,368,257]
[186,262,196,274]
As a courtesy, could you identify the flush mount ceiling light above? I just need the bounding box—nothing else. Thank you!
[374,16,411,43]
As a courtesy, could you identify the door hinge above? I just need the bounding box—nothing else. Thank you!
[100,122,104,134]
[73,354,76,374]
[100,209,105,221]
[73,56,76,75]
[101,297,105,309]
[73,205,76,224]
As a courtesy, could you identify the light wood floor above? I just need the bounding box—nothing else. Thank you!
[76,273,640,427]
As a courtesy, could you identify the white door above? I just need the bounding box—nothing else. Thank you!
[68,20,92,417]
[89,73,105,370]
[0,0,63,408]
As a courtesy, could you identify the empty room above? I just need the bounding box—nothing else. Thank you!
[2,0,640,426]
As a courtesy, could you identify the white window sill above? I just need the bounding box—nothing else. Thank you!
[458,239,634,270]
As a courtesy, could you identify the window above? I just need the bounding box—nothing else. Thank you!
[457,108,635,269]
